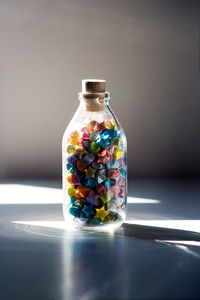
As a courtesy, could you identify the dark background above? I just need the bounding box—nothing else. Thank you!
[0,0,199,179]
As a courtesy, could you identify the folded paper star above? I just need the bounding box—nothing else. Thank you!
[82,205,95,218]
[75,185,91,198]
[84,166,96,178]
[94,206,109,221]
[86,190,100,206]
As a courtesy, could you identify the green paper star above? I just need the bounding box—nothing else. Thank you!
[100,194,111,204]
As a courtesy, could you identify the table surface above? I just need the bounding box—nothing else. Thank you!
[0,179,200,300]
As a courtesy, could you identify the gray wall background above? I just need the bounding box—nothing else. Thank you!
[0,0,199,179]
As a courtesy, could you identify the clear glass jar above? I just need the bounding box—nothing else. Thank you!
[62,80,127,229]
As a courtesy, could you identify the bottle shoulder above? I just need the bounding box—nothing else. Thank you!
[62,104,127,146]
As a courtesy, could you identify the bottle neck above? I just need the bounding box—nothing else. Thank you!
[78,92,110,112]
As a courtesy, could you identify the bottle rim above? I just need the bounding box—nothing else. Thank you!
[78,91,110,101]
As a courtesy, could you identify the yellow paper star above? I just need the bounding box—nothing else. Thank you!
[113,147,124,160]
[105,120,116,129]
[94,206,109,221]
[84,166,96,178]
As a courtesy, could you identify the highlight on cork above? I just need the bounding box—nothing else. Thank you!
[82,79,106,94]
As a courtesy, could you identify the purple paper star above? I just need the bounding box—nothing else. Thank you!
[86,191,100,206]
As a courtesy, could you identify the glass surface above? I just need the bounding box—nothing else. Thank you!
[62,93,127,229]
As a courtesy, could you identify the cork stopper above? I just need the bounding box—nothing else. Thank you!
[80,79,107,112]
[82,79,106,94]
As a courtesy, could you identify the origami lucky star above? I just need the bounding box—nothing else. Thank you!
[82,205,95,217]
[84,166,96,178]
[94,206,109,221]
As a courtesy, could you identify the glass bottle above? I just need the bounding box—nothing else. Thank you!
[62,79,127,229]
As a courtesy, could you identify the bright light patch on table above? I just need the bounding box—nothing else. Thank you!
[127,197,160,204]
[11,219,200,235]
[156,242,200,258]
[125,219,200,233]
[0,184,62,204]
[0,184,159,205]
[12,220,67,229]
[11,220,120,233]
[156,240,200,247]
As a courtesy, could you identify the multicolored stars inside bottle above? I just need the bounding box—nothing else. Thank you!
[62,79,127,229]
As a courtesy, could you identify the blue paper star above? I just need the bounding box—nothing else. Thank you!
[82,205,95,218]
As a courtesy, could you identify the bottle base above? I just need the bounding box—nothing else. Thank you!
[64,214,124,232]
